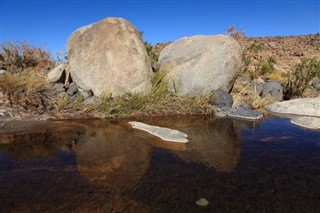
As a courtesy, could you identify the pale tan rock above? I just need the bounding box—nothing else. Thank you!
[158,34,242,96]
[67,17,152,97]
[291,116,320,130]
[129,121,188,143]
[47,64,67,83]
[266,97,320,117]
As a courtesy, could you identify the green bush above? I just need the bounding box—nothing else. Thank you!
[257,56,276,76]
[248,42,263,52]
[284,57,320,99]
[144,41,159,64]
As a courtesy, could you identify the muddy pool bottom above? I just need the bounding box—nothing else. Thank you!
[0,116,319,212]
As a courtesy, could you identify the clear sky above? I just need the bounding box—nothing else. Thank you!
[1,0,319,58]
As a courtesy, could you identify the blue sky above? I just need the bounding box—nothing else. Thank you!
[1,0,319,58]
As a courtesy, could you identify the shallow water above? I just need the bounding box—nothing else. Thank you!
[0,116,319,212]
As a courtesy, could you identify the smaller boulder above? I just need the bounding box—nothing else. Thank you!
[251,77,265,95]
[0,109,13,118]
[80,89,93,100]
[0,70,8,75]
[209,89,233,110]
[66,84,78,96]
[48,64,67,83]
[83,96,99,105]
[310,77,320,91]
[226,104,263,120]
[261,80,283,101]
[151,62,160,72]
[53,83,66,93]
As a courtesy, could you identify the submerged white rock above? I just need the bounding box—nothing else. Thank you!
[129,121,188,143]
[196,198,209,206]
[291,116,320,130]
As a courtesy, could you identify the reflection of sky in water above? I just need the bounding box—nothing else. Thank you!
[0,150,14,172]
[0,117,319,212]
[241,118,320,142]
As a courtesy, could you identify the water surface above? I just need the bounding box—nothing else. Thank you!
[0,117,319,212]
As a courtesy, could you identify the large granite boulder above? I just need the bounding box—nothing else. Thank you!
[67,17,152,97]
[158,35,242,96]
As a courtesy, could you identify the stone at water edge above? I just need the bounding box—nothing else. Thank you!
[128,121,188,143]
[226,104,263,120]
[208,89,234,110]
[158,34,241,96]
[67,17,152,97]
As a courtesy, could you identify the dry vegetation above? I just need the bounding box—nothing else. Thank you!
[97,71,212,118]
[1,36,319,120]
[0,41,213,119]
[0,41,54,72]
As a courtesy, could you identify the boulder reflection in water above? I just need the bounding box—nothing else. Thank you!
[147,117,240,173]
[76,124,152,192]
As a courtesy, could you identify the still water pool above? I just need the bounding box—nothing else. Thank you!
[0,116,319,212]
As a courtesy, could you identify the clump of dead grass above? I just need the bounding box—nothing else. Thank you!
[97,71,212,118]
[231,78,276,110]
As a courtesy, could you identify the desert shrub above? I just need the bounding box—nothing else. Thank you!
[0,41,54,72]
[145,41,159,64]
[242,54,251,67]
[240,52,252,74]
[226,25,246,41]
[256,56,276,76]
[284,57,320,100]
[248,42,263,52]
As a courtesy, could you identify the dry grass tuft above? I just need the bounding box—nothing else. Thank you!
[0,71,53,111]
[54,93,69,112]
[231,78,276,110]
[97,72,212,118]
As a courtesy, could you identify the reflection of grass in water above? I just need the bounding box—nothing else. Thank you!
[0,125,86,162]
[0,134,56,161]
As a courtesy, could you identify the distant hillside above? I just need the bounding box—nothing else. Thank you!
[153,34,320,73]
[245,34,320,73]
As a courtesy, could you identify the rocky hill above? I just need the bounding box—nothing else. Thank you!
[244,34,320,73]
